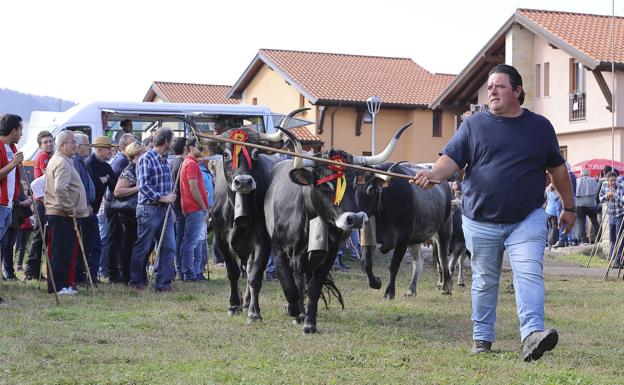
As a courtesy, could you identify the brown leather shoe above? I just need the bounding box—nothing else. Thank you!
[471,340,492,354]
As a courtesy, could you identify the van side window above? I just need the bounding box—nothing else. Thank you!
[65,126,92,140]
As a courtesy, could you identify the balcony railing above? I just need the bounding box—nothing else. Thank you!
[569,92,586,121]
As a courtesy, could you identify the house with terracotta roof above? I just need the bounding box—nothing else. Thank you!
[227,49,456,163]
[143,81,239,104]
[432,9,624,166]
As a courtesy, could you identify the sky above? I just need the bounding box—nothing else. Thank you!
[0,0,620,104]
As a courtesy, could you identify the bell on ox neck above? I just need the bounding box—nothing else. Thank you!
[360,216,377,246]
[307,217,328,255]
[233,192,253,227]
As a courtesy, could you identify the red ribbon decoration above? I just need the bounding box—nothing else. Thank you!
[315,155,347,205]
[230,129,253,170]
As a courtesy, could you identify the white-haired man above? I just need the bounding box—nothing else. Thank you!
[45,130,89,295]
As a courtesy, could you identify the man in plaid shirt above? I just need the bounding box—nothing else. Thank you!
[129,127,176,291]
[599,171,624,268]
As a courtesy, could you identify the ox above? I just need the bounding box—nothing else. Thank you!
[447,200,470,287]
[207,116,295,322]
[264,124,410,333]
[355,162,454,298]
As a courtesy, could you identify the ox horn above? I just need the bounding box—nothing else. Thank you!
[276,126,314,169]
[375,161,408,182]
[352,123,412,166]
[259,107,311,143]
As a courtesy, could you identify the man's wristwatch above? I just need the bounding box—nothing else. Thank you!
[563,207,576,213]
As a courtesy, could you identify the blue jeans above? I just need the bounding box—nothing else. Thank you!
[462,208,548,342]
[174,206,185,276]
[0,206,12,240]
[608,215,623,266]
[193,214,208,278]
[181,210,206,279]
[129,204,175,288]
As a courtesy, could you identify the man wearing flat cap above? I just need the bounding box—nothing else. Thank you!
[85,136,118,282]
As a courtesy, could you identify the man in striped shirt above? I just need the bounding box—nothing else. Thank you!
[129,128,176,291]
[599,171,624,268]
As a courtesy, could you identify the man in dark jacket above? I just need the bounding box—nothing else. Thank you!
[85,136,118,281]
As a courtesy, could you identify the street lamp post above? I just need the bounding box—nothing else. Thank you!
[366,96,382,155]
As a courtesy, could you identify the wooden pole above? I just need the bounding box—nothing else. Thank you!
[193,131,441,185]
[603,216,624,280]
[586,212,607,268]
[71,216,96,296]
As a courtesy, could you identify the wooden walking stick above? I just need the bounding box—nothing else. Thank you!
[18,165,59,305]
[586,212,607,268]
[71,216,96,296]
[147,168,182,290]
[603,217,624,280]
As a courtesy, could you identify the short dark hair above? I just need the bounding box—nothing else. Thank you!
[37,130,53,145]
[153,127,174,146]
[120,119,132,130]
[607,171,618,179]
[172,137,187,155]
[488,64,525,105]
[0,114,22,136]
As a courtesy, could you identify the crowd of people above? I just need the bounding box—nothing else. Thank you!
[0,115,220,296]
[545,164,624,268]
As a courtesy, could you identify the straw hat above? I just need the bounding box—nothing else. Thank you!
[92,136,117,148]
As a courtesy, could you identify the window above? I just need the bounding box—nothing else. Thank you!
[299,94,305,109]
[535,64,541,97]
[362,151,372,156]
[252,97,257,105]
[544,62,550,97]
[432,110,442,137]
[559,146,567,160]
[569,59,586,120]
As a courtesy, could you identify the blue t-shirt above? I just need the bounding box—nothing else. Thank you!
[200,164,214,207]
[442,109,565,223]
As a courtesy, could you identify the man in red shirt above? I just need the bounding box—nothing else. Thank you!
[24,130,54,280]
[179,138,208,281]
[34,131,54,178]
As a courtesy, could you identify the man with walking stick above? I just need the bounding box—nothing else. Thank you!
[128,127,176,292]
[44,130,90,295]
[0,114,25,302]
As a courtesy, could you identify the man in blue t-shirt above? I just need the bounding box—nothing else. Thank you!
[412,64,575,362]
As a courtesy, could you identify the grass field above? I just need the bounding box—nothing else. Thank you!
[554,252,611,269]
[1,253,623,385]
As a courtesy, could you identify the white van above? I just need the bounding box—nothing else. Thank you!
[21,101,305,161]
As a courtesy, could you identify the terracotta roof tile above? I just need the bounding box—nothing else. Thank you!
[291,127,322,143]
[259,49,455,107]
[518,9,624,64]
[149,82,239,104]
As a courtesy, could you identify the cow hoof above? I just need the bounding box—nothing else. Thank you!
[368,276,382,290]
[228,306,242,316]
[302,322,317,334]
[458,283,466,287]
[292,314,305,325]
[403,290,416,297]
[440,289,452,296]
[247,313,262,323]
[384,292,395,300]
